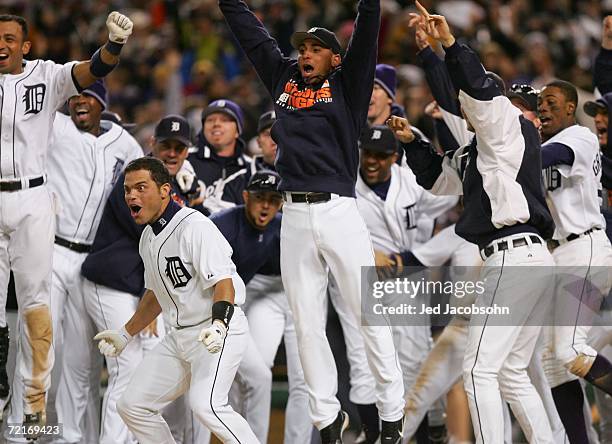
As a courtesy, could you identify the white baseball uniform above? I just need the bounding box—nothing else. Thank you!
[117,205,258,443]
[0,59,79,418]
[540,124,612,388]
[330,164,457,409]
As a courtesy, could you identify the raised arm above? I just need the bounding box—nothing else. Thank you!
[72,12,133,89]
[341,0,381,116]
[595,16,612,95]
[218,0,292,95]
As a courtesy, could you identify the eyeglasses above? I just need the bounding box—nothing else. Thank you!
[510,84,539,96]
[247,175,278,190]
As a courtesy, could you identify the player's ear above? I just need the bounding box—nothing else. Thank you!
[331,54,341,68]
[21,40,31,55]
[242,190,249,204]
[160,182,172,198]
[391,152,399,163]
[566,101,576,116]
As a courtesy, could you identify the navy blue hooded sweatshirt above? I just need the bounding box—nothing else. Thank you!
[219,0,380,197]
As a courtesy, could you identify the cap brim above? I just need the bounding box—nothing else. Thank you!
[359,145,397,155]
[156,136,191,147]
[584,101,607,117]
[290,32,329,51]
[507,92,533,111]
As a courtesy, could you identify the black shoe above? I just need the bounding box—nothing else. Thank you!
[320,411,349,444]
[429,424,449,443]
[23,411,46,441]
[381,416,404,444]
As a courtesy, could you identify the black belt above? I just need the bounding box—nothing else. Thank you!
[0,176,44,192]
[550,227,601,249]
[54,236,92,254]
[284,192,332,204]
[481,235,542,259]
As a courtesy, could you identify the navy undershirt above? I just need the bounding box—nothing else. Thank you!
[150,199,182,235]
[361,170,391,201]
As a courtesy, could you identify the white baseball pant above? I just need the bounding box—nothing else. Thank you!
[245,274,312,444]
[8,244,99,444]
[280,196,404,429]
[117,307,259,444]
[541,229,612,387]
[463,234,555,444]
[0,186,55,416]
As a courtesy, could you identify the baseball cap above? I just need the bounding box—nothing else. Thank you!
[154,115,192,147]
[359,125,398,155]
[257,110,277,134]
[201,99,244,135]
[81,79,107,110]
[508,84,539,112]
[485,71,506,96]
[290,27,344,56]
[375,64,396,100]
[584,98,608,117]
[101,111,136,131]
[246,170,281,193]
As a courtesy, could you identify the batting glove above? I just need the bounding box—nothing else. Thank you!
[94,326,132,357]
[106,11,133,44]
[198,320,227,354]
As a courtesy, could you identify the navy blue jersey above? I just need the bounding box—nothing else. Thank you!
[219,0,379,197]
[210,206,281,285]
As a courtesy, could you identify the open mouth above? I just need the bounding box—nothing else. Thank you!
[0,54,8,63]
[75,107,90,120]
[302,64,314,75]
[539,116,552,126]
[129,204,142,218]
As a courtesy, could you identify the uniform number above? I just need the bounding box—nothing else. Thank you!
[544,167,561,191]
[593,153,601,177]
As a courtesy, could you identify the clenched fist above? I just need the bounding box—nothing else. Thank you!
[106,11,133,44]
[94,326,133,357]
[198,320,228,354]
[386,116,416,144]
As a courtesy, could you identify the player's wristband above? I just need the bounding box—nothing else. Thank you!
[119,325,133,342]
[212,301,234,329]
[105,40,124,56]
[89,47,118,77]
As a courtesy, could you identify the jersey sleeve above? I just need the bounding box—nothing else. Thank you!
[187,218,238,290]
[46,60,79,111]
[546,129,599,180]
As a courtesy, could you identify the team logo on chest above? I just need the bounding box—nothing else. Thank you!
[276,79,332,110]
[22,84,46,115]
[165,256,192,288]
[404,203,417,230]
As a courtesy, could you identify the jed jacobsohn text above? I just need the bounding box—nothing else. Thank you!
[372,277,485,299]
[372,303,510,316]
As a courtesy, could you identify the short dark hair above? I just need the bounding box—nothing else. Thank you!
[125,157,171,188]
[545,80,578,106]
[0,15,28,40]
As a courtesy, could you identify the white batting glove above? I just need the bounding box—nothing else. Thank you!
[198,320,227,354]
[176,169,196,194]
[106,11,133,44]
[94,326,132,357]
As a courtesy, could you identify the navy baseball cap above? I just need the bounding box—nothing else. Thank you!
[81,79,107,110]
[246,170,281,193]
[375,64,396,100]
[154,115,192,147]
[201,99,244,135]
[257,111,276,134]
[584,98,608,117]
[359,125,398,155]
[508,84,539,112]
[101,111,136,131]
[290,27,344,56]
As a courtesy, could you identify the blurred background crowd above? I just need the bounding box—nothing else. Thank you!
[3,0,611,152]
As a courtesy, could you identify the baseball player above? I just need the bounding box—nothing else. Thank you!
[94,157,258,444]
[250,111,277,174]
[0,11,132,435]
[188,99,251,214]
[219,1,406,442]
[537,80,612,444]
[211,170,311,444]
[389,6,556,443]
[329,125,456,443]
[55,116,195,444]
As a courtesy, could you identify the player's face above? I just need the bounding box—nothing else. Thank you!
[243,191,283,230]
[68,94,102,134]
[124,169,170,225]
[368,84,392,123]
[0,20,30,75]
[203,113,239,153]
[360,149,398,185]
[257,128,277,165]
[594,109,609,148]
[537,86,575,141]
[297,40,341,85]
[153,140,188,177]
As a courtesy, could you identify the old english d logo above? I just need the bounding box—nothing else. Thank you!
[165,256,192,288]
[23,84,46,115]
